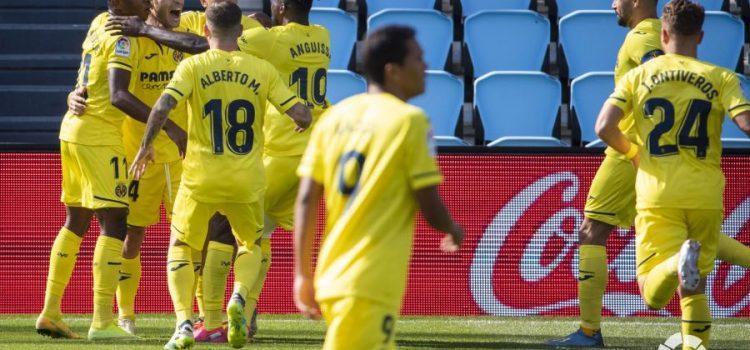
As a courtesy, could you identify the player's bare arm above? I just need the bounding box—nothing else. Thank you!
[129,93,178,180]
[285,102,312,132]
[595,103,639,167]
[292,176,323,320]
[734,111,750,137]
[247,11,272,28]
[415,186,463,252]
[106,15,209,54]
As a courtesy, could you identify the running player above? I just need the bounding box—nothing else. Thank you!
[596,1,750,347]
[293,25,464,349]
[129,3,310,349]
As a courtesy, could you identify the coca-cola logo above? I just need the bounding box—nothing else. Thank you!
[470,172,750,317]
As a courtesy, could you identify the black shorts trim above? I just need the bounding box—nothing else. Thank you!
[584,210,616,217]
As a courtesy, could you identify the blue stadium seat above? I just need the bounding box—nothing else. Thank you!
[699,12,744,70]
[0,70,77,85]
[474,72,563,146]
[410,71,464,137]
[658,0,725,13]
[0,85,66,146]
[465,10,549,77]
[461,0,531,17]
[559,11,628,79]
[722,74,750,148]
[0,24,86,68]
[570,72,614,145]
[326,70,367,105]
[368,9,453,70]
[312,0,342,8]
[365,0,436,16]
[0,9,97,24]
[434,136,468,146]
[0,0,94,8]
[310,9,357,69]
[556,0,611,19]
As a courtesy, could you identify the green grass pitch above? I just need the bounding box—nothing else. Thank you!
[1,314,749,349]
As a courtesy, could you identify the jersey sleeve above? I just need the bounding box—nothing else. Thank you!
[241,16,263,30]
[266,63,302,114]
[179,11,201,35]
[164,59,194,104]
[238,27,274,60]
[297,118,326,183]
[720,72,750,118]
[404,112,442,190]
[106,36,138,72]
[627,33,663,65]
[608,70,636,115]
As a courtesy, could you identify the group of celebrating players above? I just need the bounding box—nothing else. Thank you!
[29,0,750,348]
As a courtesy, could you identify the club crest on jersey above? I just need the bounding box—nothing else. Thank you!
[173,50,184,63]
[115,37,131,57]
[115,183,128,198]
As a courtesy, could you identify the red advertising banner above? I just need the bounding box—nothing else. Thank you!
[1,153,749,317]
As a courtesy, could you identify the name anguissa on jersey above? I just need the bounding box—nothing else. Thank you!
[469,171,750,317]
[198,69,262,93]
[288,40,331,59]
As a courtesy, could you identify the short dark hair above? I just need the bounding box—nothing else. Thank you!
[206,1,242,33]
[662,0,704,36]
[284,0,313,13]
[362,25,416,86]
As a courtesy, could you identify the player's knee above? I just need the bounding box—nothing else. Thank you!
[64,206,94,236]
[123,227,145,258]
[96,208,128,240]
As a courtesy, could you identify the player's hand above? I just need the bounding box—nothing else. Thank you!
[294,275,321,320]
[248,12,273,28]
[440,224,463,253]
[105,15,147,36]
[129,146,155,180]
[67,87,87,116]
[163,123,187,158]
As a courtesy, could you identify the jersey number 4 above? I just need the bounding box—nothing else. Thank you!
[203,99,255,155]
[644,98,711,159]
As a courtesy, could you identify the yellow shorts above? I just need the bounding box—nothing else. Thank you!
[60,141,130,209]
[126,160,182,227]
[584,155,637,228]
[635,208,721,277]
[319,297,397,350]
[263,155,301,232]
[170,190,263,251]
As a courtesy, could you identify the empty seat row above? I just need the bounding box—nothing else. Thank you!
[553,0,726,18]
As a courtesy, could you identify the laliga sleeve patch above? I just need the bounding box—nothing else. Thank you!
[115,37,132,57]
[641,49,664,64]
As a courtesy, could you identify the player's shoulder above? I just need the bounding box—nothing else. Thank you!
[180,10,202,22]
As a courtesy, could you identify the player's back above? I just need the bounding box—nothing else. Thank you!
[303,93,441,307]
[239,23,331,156]
[167,49,294,203]
[614,54,750,209]
[59,12,136,146]
[180,10,261,35]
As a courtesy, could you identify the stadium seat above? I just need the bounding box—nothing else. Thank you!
[722,74,750,147]
[570,72,614,145]
[0,9,97,24]
[658,0,725,13]
[312,0,342,8]
[410,71,464,137]
[310,8,357,69]
[0,70,77,85]
[0,0,94,8]
[464,10,549,77]
[474,72,562,146]
[0,24,86,68]
[326,70,367,105]
[364,0,436,16]
[698,12,744,71]
[434,136,468,146]
[556,0,611,19]
[368,9,453,70]
[559,11,628,79]
[460,0,531,17]
[0,85,66,146]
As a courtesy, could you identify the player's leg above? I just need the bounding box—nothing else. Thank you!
[195,213,235,342]
[320,297,398,350]
[716,233,750,268]
[635,208,685,310]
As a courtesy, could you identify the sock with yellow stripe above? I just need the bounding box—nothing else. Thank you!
[680,294,711,349]
[232,243,262,320]
[716,233,750,268]
[192,249,204,319]
[116,255,141,320]
[91,235,124,329]
[41,227,83,320]
[642,254,679,309]
[167,244,197,325]
[203,241,234,330]
[578,245,607,332]
[246,237,272,314]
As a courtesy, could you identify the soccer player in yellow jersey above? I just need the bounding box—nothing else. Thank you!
[35,0,185,341]
[294,26,464,349]
[549,0,750,347]
[129,3,311,349]
[597,1,750,348]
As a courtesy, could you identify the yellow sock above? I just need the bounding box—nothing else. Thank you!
[192,249,205,319]
[116,255,141,320]
[203,241,234,329]
[41,227,83,320]
[232,244,262,320]
[642,254,679,309]
[578,245,607,331]
[716,233,750,268]
[167,244,197,325]
[680,294,711,350]
[91,235,124,329]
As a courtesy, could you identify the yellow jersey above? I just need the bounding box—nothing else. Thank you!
[298,93,443,307]
[179,11,261,36]
[609,54,750,210]
[163,49,300,203]
[122,29,191,163]
[607,18,663,159]
[239,22,331,157]
[59,12,139,146]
